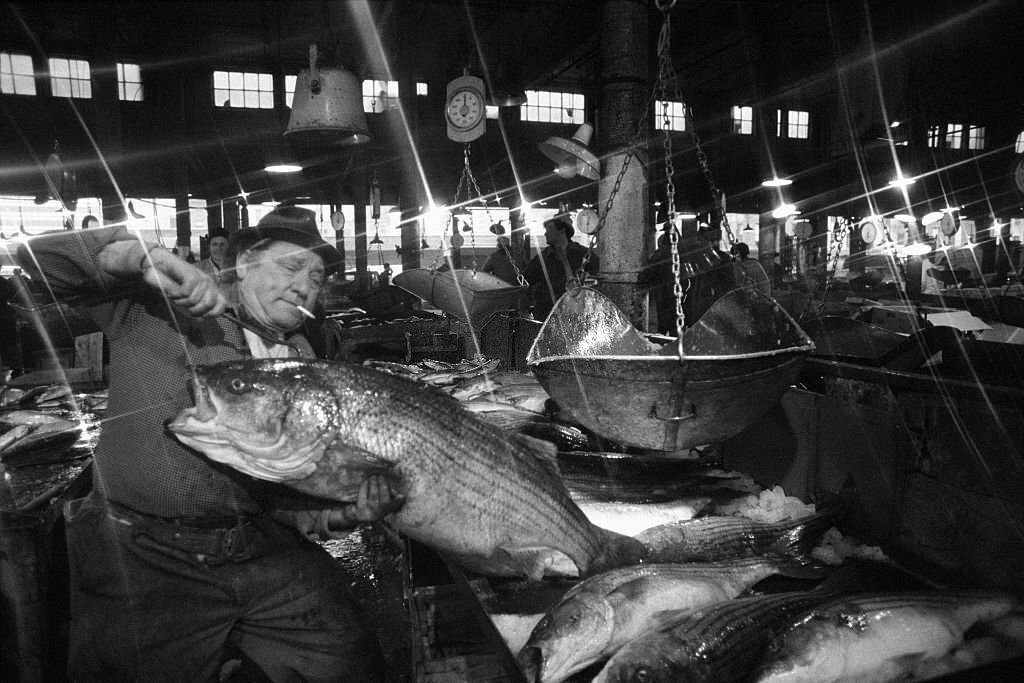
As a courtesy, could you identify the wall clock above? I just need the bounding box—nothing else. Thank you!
[575,207,599,235]
[445,74,486,143]
[859,219,878,245]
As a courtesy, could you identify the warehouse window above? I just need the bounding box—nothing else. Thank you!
[967,125,986,150]
[654,100,687,131]
[927,125,941,148]
[732,105,753,135]
[945,123,963,150]
[776,109,809,139]
[49,57,91,98]
[1016,132,1024,153]
[213,70,273,109]
[1,52,36,95]
[285,74,297,107]
[416,82,428,96]
[117,62,143,101]
[363,79,398,113]
[521,90,585,125]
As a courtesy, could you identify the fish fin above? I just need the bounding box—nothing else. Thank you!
[460,546,580,580]
[513,433,562,475]
[771,506,848,566]
[586,528,649,576]
[769,553,831,581]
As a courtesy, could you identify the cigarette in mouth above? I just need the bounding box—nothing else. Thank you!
[296,305,316,320]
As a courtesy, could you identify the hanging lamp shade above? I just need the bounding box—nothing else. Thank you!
[538,122,600,180]
[286,45,370,146]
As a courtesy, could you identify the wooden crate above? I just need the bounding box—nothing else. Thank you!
[410,582,519,682]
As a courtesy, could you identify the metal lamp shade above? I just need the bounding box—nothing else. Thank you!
[538,123,600,180]
[286,66,371,145]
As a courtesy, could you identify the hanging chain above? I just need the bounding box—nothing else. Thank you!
[812,216,851,316]
[655,8,689,342]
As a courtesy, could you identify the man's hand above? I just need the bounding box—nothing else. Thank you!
[325,474,405,531]
[141,247,228,318]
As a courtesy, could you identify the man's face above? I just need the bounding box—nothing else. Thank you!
[209,236,228,262]
[236,240,325,332]
[544,222,568,250]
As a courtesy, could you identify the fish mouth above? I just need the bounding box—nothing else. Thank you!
[166,382,324,482]
[516,646,542,683]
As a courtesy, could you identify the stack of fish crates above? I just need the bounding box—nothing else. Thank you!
[409,580,517,682]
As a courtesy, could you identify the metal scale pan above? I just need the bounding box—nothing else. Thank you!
[526,286,815,453]
[393,268,526,331]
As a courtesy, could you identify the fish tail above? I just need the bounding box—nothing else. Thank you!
[771,506,847,567]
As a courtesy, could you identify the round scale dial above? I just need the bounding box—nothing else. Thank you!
[446,88,484,130]
[860,220,878,244]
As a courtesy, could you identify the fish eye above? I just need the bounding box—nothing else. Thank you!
[228,378,248,394]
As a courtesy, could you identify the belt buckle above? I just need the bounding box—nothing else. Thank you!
[219,522,253,560]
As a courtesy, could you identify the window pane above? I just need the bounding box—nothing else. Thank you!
[229,71,243,89]
[49,58,69,78]
[285,74,297,107]
[214,71,228,89]
[259,91,273,109]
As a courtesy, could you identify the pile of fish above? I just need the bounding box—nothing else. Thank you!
[514,529,1024,682]
[165,357,1024,681]
[0,382,105,465]
[0,409,85,462]
[366,357,607,451]
[362,356,502,388]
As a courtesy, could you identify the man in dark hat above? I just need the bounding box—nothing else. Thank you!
[16,205,398,681]
[196,228,229,284]
[522,216,600,320]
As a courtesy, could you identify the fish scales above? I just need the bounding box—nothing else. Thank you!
[325,364,601,563]
[753,590,1024,683]
[517,557,803,683]
[634,510,838,564]
[169,358,631,579]
[594,590,837,683]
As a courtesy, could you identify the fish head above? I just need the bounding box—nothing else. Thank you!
[167,359,338,482]
[517,596,616,682]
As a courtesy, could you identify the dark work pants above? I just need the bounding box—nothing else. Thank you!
[64,494,386,683]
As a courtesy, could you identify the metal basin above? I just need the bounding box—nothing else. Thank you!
[526,287,815,453]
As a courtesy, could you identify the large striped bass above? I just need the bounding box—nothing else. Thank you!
[634,510,840,564]
[593,590,839,682]
[753,590,1024,682]
[517,557,821,683]
[167,358,645,580]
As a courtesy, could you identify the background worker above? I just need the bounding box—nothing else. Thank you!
[17,206,400,682]
[197,229,230,284]
[730,241,772,296]
[523,216,599,320]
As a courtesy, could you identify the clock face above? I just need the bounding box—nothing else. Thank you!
[860,220,878,245]
[446,88,484,129]
[575,208,599,235]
